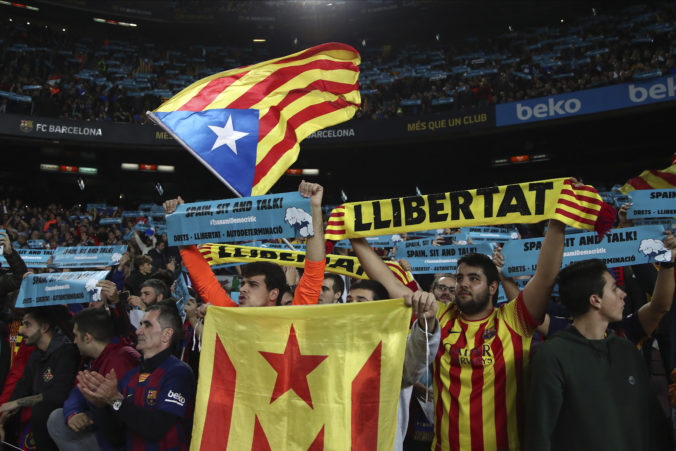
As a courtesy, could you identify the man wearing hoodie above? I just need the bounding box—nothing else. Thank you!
[525,258,674,451]
[0,307,80,451]
[47,307,140,451]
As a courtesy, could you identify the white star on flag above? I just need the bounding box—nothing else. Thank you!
[208,116,249,155]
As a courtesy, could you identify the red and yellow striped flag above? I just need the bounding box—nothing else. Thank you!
[191,300,411,450]
[325,178,615,240]
[149,43,360,197]
[619,153,676,194]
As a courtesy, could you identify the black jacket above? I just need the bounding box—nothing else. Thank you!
[10,333,80,405]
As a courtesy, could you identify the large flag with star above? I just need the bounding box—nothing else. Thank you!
[191,300,411,450]
[148,43,361,197]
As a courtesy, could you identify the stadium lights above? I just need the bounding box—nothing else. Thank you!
[93,17,137,28]
[285,168,320,176]
[121,163,175,173]
[0,1,39,11]
[40,164,58,172]
[253,38,266,43]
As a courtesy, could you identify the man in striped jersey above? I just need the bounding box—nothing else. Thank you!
[432,218,565,451]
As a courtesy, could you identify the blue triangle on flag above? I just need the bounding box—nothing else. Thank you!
[153,109,259,196]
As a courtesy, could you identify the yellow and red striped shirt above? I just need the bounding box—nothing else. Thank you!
[433,292,536,451]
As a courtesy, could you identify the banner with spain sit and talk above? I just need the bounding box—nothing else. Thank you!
[324,178,616,240]
[191,300,411,450]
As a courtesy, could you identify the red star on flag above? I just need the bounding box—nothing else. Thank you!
[260,324,328,409]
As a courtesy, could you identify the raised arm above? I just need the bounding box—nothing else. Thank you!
[163,196,236,308]
[637,230,676,335]
[350,237,411,299]
[300,180,325,263]
[521,219,565,325]
[291,181,326,305]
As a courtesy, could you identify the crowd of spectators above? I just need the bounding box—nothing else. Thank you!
[1,2,676,122]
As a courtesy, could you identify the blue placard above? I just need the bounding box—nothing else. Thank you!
[27,239,45,249]
[172,273,189,322]
[0,249,54,268]
[166,192,313,246]
[259,242,307,252]
[626,189,676,219]
[16,270,110,307]
[122,211,145,218]
[87,203,108,210]
[396,242,494,274]
[334,234,404,249]
[464,226,519,243]
[501,226,669,277]
[99,218,123,225]
[52,245,128,268]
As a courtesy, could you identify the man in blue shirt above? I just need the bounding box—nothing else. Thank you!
[77,301,194,450]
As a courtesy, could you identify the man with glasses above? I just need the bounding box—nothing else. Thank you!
[431,274,456,304]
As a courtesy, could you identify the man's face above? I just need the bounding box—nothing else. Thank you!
[318,278,340,304]
[140,286,160,306]
[455,263,494,316]
[239,275,277,307]
[19,314,43,346]
[72,323,92,358]
[135,310,168,358]
[346,288,375,303]
[598,271,626,323]
[433,277,456,304]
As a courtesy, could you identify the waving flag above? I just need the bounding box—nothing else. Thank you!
[191,300,410,450]
[619,152,676,194]
[148,43,361,196]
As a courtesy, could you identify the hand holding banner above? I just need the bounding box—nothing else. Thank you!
[166,192,313,246]
[17,270,110,307]
[191,300,410,450]
[501,225,668,277]
[325,178,615,240]
[627,189,676,219]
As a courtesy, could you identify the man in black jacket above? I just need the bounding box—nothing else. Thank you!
[0,307,80,451]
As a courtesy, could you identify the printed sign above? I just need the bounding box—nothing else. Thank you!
[167,192,313,246]
[16,270,110,307]
[501,226,669,277]
[52,245,127,268]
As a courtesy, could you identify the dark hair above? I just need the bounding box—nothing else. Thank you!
[558,259,608,317]
[147,300,182,346]
[350,279,389,301]
[241,262,286,303]
[24,305,72,336]
[134,255,152,268]
[150,269,174,290]
[140,278,170,299]
[323,273,345,296]
[73,307,115,343]
[276,285,294,306]
[457,253,499,302]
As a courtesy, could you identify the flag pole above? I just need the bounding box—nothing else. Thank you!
[146,111,298,252]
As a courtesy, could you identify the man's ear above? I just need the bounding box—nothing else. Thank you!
[589,294,602,310]
[488,280,499,297]
[268,288,280,306]
[161,328,174,344]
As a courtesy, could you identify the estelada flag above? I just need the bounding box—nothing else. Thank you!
[619,152,676,194]
[148,43,360,197]
[191,300,411,450]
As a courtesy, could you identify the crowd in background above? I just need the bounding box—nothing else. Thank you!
[1,2,676,121]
